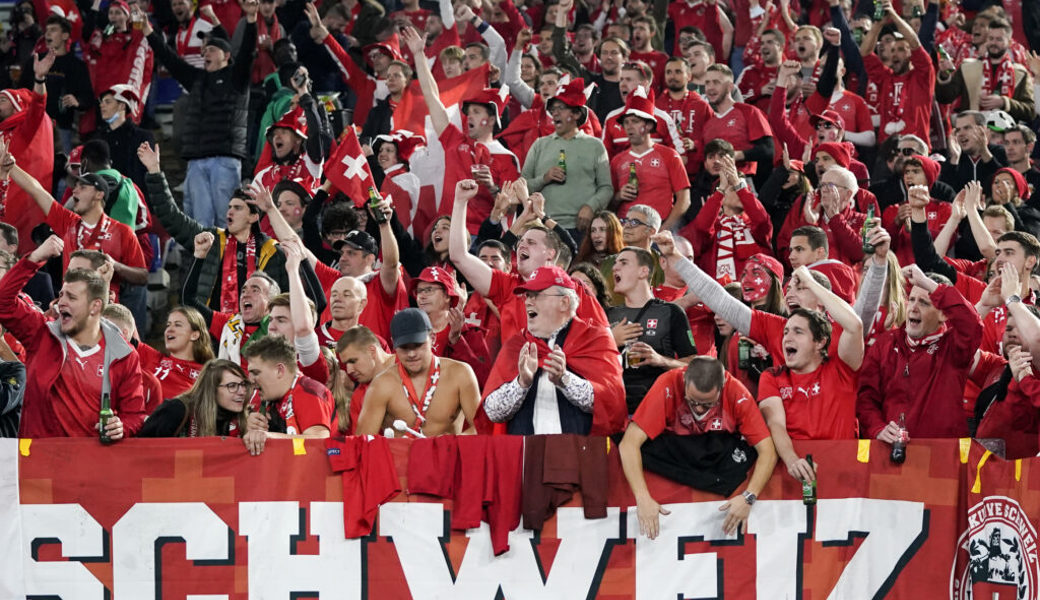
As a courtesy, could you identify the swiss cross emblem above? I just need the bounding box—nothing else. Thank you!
[727,119,736,127]
[709,418,723,430]
[646,319,658,329]
[430,267,439,278]
[840,103,850,112]
[650,158,661,167]
[810,382,820,395]
[928,211,937,220]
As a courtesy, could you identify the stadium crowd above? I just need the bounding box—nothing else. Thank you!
[0,0,1038,537]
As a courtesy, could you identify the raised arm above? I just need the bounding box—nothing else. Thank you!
[401,26,450,136]
[653,231,753,335]
[372,196,400,297]
[232,1,259,88]
[449,180,494,295]
[793,264,865,369]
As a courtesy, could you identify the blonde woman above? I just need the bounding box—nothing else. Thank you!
[136,306,215,399]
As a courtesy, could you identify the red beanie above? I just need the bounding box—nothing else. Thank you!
[995,167,1029,200]
[910,155,940,187]
[814,142,851,169]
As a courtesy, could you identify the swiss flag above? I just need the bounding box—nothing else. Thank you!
[393,63,491,135]
[325,126,377,208]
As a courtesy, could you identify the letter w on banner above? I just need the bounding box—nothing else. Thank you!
[326,127,377,208]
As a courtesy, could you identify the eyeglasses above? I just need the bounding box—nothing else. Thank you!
[898,147,917,156]
[685,389,721,409]
[219,381,254,393]
[415,285,443,296]
[620,217,649,228]
[524,290,567,301]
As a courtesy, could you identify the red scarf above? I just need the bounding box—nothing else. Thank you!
[398,356,440,429]
[253,15,283,84]
[905,323,948,351]
[981,55,1016,97]
[220,234,257,314]
[176,16,203,57]
[76,214,111,250]
[714,213,747,281]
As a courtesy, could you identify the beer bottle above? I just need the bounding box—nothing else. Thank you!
[368,186,387,224]
[737,338,752,370]
[862,205,876,254]
[628,162,639,193]
[98,392,114,444]
[873,0,885,21]
[557,150,567,176]
[802,455,817,505]
[890,413,908,464]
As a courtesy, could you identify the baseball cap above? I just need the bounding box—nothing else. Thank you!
[332,230,378,256]
[390,308,432,347]
[810,109,846,131]
[409,266,460,304]
[513,266,577,295]
[76,172,110,196]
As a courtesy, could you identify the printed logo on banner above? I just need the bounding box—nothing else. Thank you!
[951,496,1038,600]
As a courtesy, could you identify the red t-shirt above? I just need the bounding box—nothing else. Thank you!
[602,107,685,159]
[807,90,875,135]
[315,263,410,344]
[655,90,714,166]
[633,368,770,445]
[46,206,146,284]
[438,124,520,234]
[611,145,690,221]
[757,358,859,440]
[316,322,347,350]
[629,49,670,93]
[247,374,333,435]
[52,338,106,437]
[701,103,773,175]
[136,343,203,400]
[749,309,844,365]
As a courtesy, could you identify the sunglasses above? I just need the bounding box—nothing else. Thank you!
[620,217,649,228]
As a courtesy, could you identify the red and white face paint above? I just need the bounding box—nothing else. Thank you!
[740,263,772,303]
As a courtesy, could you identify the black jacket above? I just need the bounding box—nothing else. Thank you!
[146,23,256,160]
[0,360,25,438]
[93,120,156,192]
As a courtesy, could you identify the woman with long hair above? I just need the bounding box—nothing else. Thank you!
[138,360,249,437]
[575,211,623,267]
[862,251,907,345]
[322,347,352,436]
[569,262,612,310]
[135,306,215,399]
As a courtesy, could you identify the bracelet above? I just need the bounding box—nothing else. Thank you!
[34,77,46,84]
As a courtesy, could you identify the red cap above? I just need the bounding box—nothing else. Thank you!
[810,109,846,131]
[266,105,308,139]
[513,266,577,294]
[909,154,940,187]
[546,78,589,126]
[787,159,806,173]
[362,35,403,67]
[814,142,851,169]
[409,266,460,305]
[462,88,507,127]
[374,130,426,162]
[0,89,31,113]
[996,167,1029,200]
[68,144,83,165]
[621,85,657,124]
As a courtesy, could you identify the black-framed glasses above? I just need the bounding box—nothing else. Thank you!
[219,381,254,393]
[620,217,649,228]
[898,147,917,156]
[524,290,567,301]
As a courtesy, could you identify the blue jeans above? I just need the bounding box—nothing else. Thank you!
[730,46,746,79]
[184,156,241,228]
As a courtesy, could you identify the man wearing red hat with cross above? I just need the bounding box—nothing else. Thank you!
[476,265,626,436]
[402,26,519,236]
[610,86,691,232]
[252,95,332,194]
[410,265,491,387]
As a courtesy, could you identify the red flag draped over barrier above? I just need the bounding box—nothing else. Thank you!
[7,437,1040,598]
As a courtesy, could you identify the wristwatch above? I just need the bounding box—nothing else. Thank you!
[1007,294,1022,306]
[741,491,757,505]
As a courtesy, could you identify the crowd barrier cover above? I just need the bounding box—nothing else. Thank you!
[1,436,1038,599]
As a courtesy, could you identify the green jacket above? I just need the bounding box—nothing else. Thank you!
[144,172,289,307]
[255,85,295,162]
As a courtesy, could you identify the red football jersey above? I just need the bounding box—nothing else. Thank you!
[655,90,714,166]
[610,144,690,221]
[137,343,203,400]
[52,339,106,437]
[602,105,685,159]
[701,103,773,174]
[46,206,146,283]
[757,358,859,440]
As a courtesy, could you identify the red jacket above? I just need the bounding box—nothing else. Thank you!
[0,258,146,438]
[856,284,982,439]
[682,186,773,282]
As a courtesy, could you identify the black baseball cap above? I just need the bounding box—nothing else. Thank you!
[333,230,378,256]
[390,308,432,347]
[76,172,110,196]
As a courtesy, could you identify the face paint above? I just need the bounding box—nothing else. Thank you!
[740,263,772,302]
[480,118,489,126]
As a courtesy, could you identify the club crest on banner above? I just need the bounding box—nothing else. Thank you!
[951,496,1038,600]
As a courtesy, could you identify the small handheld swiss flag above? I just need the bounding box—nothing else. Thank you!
[325,126,377,208]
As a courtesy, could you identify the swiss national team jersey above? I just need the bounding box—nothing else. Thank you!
[46,204,146,278]
[52,338,106,437]
[655,90,714,165]
[136,342,203,400]
[314,262,410,344]
[701,103,773,174]
[316,322,347,350]
[807,89,875,135]
[602,106,685,159]
[247,374,334,435]
[633,368,770,445]
[610,145,690,220]
[749,309,844,367]
[438,124,520,234]
[757,358,859,440]
[629,50,670,92]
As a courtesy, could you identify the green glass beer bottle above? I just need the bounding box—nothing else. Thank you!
[99,392,114,444]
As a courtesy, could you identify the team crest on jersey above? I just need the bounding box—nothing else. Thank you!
[951,496,1038,600]
[779,386,793,400]
[646,319,658,329]
[709,417,723,431]
[650,158,661,168]
[96,364,104,377]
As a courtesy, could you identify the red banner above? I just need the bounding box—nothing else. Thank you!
[5,437,1040,598]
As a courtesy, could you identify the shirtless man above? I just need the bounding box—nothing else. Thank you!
[355,308,480,436]
[336,325,395,434]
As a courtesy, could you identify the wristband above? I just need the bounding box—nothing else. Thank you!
[34,77,46,84]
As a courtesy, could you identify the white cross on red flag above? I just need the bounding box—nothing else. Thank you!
[326,126,377,208]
